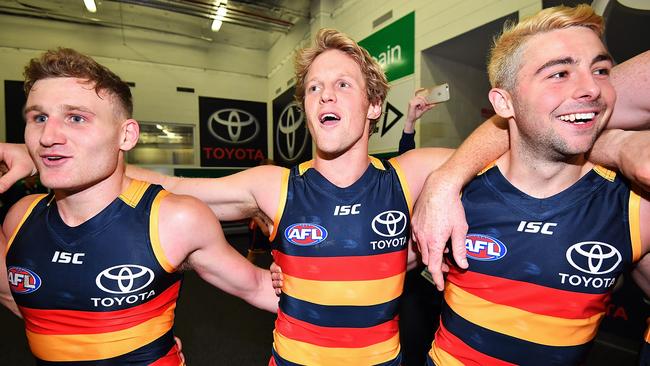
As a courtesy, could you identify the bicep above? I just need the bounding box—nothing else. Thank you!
[608,51,650,130]
[394,148,455,201]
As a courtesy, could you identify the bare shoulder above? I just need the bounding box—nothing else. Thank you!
[394,147,454,175]
[3,194,47,238]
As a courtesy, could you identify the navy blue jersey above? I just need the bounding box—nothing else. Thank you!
[270,157,411,366]
[430,165,641,365]
[5,180,183,365]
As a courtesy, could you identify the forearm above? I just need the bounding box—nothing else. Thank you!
[608,51,650,130]
[434,115,508,187]
[589,129,650,188]
[243,268,279,313]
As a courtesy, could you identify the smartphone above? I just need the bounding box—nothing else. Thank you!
[416,83,450,104]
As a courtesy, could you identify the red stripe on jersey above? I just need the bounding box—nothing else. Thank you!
[275,309,398,348]
[21,280,181,335]
[150,344,183,366]
[273,250,407,281]
[448,269,608,318]
[434,321,517,366]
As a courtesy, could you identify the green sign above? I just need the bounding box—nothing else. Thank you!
[360,12,414,82]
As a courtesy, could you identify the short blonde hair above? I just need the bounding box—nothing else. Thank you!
[294,28,389,130]
[488,4,604,91]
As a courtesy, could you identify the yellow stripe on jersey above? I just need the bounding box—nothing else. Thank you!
[388,157,413,214]
[298,160,314,175]
[273,329,400,366]
[283,272,404,306]
[119,180,150,208]
[5,194,48,255]
[445,282,603,346]
[629,191,642,262]
[270,168,290,242]
[428,342,465,366]
[369,156,386,170]
[645,323,650,342]
[150,190,175,273]
[593,165,617,182]
[27,303,176,362]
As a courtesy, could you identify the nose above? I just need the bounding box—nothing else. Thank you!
[39,118,66,147]
[572,71,601,101]
[320,85,336,104]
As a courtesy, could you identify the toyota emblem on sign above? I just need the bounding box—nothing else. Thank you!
[566,241,621,275]
[276,102,308,162]
[207,108,259,144]
[371,210,407,237]
[96,265,155,294]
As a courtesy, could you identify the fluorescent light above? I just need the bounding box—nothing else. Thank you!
[211,19,223,31]
[216,6,227,17]
[83,0,97,13]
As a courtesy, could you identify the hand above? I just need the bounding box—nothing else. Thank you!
[411,171,468,291]
[0,143,35,193]
[405,92,436,132]
[174,336,186,365]
[270,262,283,296]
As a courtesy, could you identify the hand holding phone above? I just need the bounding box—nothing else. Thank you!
[416,83,450,104]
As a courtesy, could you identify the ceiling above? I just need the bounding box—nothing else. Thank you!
[0,0,311,50]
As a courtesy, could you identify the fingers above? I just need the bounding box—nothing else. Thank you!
[0,167,31,193]
[427,242,446,291]
[450,223,469,269]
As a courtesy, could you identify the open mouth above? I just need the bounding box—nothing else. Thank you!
[319,113,341,124]
[557,112,596,124]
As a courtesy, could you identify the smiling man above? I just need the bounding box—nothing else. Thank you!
[427,5,650,365]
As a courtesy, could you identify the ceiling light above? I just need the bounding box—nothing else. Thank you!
[211,4,228,32]
[83,0,97,13]
[211,19,223,31]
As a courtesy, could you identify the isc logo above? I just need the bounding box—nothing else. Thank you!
[285,223,328,246]
[52,251,85,264]
[465,234,507,261]
[7,266,42,294]
[334,204,360,216]
[517,221,557,235]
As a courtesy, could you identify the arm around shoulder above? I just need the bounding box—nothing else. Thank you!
[157,194,278,312]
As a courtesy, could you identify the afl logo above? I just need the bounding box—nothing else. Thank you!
[207,108,259,144]
[7,266,42,294]
[465,234,507,261]
[371,210,407,238]
[285,223,328,246]
[276,102,309,163]
[95,265,155,295]
[566,241,621,275]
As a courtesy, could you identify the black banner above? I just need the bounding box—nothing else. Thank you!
[272,87,311,168]
[199,96,268,167]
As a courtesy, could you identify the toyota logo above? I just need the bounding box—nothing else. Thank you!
[207,108,259,144]
[371,210,407,237]
[96,265,155,294]
[566,241,621,275]
[276,102,309,162]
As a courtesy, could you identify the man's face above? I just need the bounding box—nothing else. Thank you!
[303,49,381,157]
[509,26,615,158]
[24,77,125,191]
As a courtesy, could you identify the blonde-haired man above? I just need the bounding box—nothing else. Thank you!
[428,5,650,365]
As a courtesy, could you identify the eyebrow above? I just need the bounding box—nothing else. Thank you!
[534,53,613,75]
[23,104,96,117]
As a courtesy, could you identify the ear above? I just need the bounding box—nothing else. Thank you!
[366,102,382,120]
[488,88,515,119]
[119,119,140,151]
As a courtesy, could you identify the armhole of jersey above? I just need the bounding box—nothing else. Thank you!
[388,157,413,215]
[269,168,290,242]
[5,194,48,256]
[629,190,642,262]
[149,190,176,273]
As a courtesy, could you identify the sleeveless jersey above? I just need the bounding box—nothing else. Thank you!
[270,157,412,366]
[429,165,642,365]
[5,180,183,365]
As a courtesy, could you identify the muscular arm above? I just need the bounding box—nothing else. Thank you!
[126,164,286,222]
[589,129,650,191]
[410,115,509,290]
[608,51,650,130]
[158,194,278,312]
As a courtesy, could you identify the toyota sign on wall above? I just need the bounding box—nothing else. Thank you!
[272,87,312,167]
[199,96,268,167]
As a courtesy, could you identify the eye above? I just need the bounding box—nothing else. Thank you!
[593,67,610,76]
[307,84,320,93]
[550,71,568,79]
[338,81,350,88]
[34,114,47,123]
[69,115,86,123]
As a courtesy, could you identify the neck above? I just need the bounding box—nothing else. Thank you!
[53,167,130,227]
[313,142,370,188]
[497,145,593,199]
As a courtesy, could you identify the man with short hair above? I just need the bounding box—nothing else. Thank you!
[427,5,650,365]
[0,48,278,365]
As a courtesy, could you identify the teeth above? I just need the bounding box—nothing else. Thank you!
[558,112,596,122]
[320,113,339,122]
[47,156,62,160]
